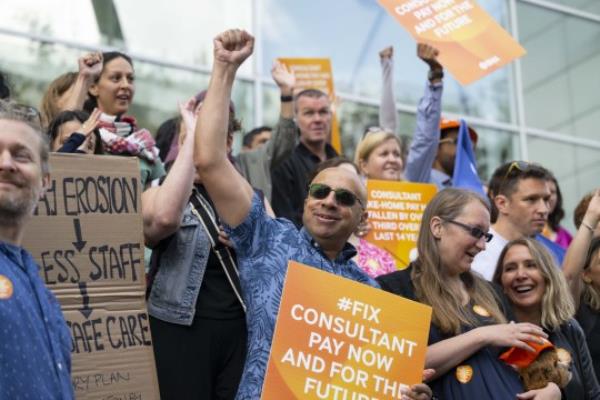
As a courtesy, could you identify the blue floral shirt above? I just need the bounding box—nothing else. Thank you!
[0,242,73,400]
[227,194,378,399]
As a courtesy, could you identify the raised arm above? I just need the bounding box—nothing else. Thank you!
[142,100,197,247]
[59,53,103,112]
[403,43,443,183]
[378,46,398,133]
[264,60,296,167]
[562,189,600,306]
[194,29,255,228]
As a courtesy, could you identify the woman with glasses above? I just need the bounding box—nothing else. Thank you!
[377,188,562,399]
[493,238,600,399]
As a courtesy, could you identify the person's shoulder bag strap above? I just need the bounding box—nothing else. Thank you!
[189,188,246,312]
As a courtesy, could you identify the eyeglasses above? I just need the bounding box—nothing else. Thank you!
[308,183,364,208]
[444,219,493,242]
[363,126,394,138]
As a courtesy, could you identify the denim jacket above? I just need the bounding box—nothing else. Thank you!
[147,203,211,326]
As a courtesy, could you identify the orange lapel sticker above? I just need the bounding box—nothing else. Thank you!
[456,365,473,384]
[472,304,490,317]
[0,275,14,299]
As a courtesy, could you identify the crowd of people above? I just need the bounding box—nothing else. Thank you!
[1,27,599,400]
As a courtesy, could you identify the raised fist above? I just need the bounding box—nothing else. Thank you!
[213,29,254,67]
[78,52,103,80]
[417,43,442,71]
[379,46,393,61]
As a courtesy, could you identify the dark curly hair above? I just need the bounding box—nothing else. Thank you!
[547,175,565,231]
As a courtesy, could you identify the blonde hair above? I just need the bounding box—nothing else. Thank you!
[354,130,401,170]
[412,188,507,335]
[492,238,575,330]
[40,72,78,128]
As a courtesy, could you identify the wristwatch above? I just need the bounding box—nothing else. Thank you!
[280,94,293,102]
[428,68,444,81]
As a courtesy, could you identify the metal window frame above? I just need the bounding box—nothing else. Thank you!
[1,0,600,154]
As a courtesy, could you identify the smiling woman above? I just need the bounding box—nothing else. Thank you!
[376,189,566,399]
[83,52,165,189]
[493,238,600,400]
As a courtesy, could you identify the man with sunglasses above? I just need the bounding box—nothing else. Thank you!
[193,30,434,400]
[471,161,556,280]
[0,100,73,399]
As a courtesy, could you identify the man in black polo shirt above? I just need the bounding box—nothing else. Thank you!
[271,89,338,227]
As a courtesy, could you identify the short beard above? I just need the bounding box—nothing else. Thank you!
[0,193,37,226]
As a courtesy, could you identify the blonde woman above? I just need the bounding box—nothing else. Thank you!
[355,130,404,181]
[378,189,560,399]
[493,238,600,399]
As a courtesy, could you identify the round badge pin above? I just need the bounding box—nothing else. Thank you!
[0,275,14,299]
[456,365,473,384]
[473,304,491,317]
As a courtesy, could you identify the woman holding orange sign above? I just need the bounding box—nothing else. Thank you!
[377,189,562,399]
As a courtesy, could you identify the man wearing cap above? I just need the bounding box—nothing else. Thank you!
[403,45,479,190]
[0,100,73,399]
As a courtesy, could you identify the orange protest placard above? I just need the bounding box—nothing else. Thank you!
[278,58,342,153]
[378,0,526,85]
[261,261,432,400]
[364,180,437,269]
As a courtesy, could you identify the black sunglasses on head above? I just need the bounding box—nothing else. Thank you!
[308,183,363,208]
[444,219,493,242]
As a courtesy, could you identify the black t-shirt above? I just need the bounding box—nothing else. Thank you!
[194,249,244,319]
[193,185,244,320]
[576,302,600,386]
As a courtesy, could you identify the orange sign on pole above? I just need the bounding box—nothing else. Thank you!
[261,261,432,399]
[364,180,437,269]
[378,0,526,85]
[278,58,342,153]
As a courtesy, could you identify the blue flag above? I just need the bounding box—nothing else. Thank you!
[452,119,486,198]
[536,234,566,266]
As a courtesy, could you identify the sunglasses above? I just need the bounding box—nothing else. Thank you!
[308,183,363,208]
[362,126,394,139]
[499,161,531,191]
[444,219,493,242]
[438,137,458,145]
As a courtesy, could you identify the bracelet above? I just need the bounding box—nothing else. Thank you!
[280,95,293,102]
[581,220,595,232]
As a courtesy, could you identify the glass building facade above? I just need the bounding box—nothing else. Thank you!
[0,0,598,230]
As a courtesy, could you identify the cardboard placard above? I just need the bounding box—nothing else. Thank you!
[261,261,432,399]
[22,153,159,400]
[278,58,342,153]
[378,0,526,85]
[364,180,437,269]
